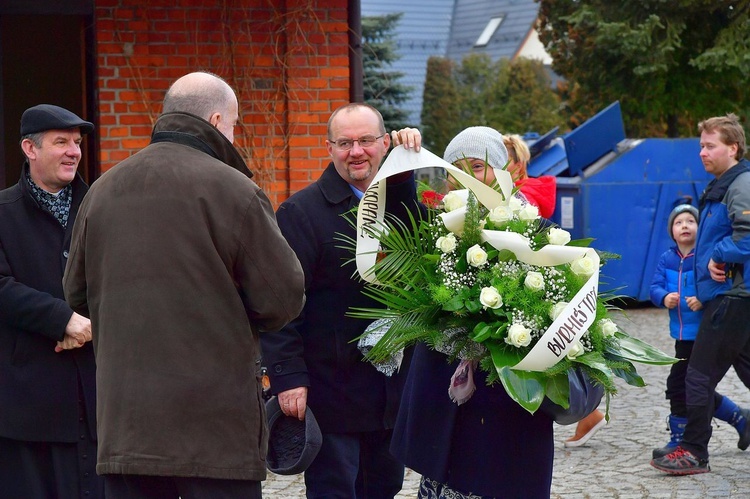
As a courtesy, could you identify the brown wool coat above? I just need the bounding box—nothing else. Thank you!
[63,112,305,480]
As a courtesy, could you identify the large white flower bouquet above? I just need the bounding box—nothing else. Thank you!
[344,146,675,414]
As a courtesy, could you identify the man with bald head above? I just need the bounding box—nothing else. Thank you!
[63,71,305,498]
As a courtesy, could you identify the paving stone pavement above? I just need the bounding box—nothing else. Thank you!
[262,307,750,498]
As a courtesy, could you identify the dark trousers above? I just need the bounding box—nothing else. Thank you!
[104,474,262,499]
[0,423,102,499]
[667,340,723,416]
[304,429,404,499]
[682,296,750,459]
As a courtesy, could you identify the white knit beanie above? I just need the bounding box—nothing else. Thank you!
[443,126,509,170]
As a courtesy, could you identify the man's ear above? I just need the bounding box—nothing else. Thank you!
[20,139,36,160]
[209,112,221,128]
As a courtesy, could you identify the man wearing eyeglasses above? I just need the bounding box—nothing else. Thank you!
[262,103,423,498]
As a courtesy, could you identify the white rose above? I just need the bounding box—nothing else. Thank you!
[566,340,585,360]
[442,191,466,212]
[488,205,514,225]
[518,203,540,221]
[599,318,618,337]
[548,227,571,246]
[466,244,488,267]
[505,323,532,348]
[549,301,569,321]
[570,255,597,278]
[524,271,545,292]
[436,233,457,254]
[479,287,503,309]
[509,196,524,213]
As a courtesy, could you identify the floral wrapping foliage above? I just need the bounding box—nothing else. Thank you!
[345,178,676,415]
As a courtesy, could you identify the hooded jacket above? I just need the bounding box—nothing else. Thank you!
[63,112,305,480]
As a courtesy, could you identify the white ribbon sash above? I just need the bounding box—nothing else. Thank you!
[355,145,600,372]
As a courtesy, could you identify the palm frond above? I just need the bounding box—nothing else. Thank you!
[335,205,434,284]
[357,311,437,362]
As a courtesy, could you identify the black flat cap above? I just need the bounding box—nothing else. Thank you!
[20,104,94,136]
[265,396,322,475]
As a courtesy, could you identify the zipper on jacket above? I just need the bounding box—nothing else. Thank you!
[677,252,684,340]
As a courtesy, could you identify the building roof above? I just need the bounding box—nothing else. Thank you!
[361,0,546,126]
[362,0,455,125]
[446,0,540,62]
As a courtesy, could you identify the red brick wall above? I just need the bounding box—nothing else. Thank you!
[95,0,351,206]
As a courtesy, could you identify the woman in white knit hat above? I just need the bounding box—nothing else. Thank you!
[443,126,510,188]
[389,126,602,499]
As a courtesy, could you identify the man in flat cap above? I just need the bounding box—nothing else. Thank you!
[0,104,103,497]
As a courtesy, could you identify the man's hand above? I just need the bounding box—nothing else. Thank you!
[55,312,91,353]
[391,127,421,152]
[708,259,727,282]
[278,386,308,421]
[663,292,679,309]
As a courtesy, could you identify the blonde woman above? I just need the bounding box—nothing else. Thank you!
[503,134,557,219]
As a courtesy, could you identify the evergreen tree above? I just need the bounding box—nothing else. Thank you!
[421,56,461,153]
[421,54,564,152]
[362,14,412,131]
[538,0,750,137]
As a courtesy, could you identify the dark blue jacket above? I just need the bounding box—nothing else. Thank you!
[0,164,96,442]
[262,163,422,432]
[650,246,702,340]
[696,159,750,303]
[391,344,554,498]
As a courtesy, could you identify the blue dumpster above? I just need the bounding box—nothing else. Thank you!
[527,102,712,301]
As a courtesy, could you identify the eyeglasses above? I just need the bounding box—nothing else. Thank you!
[330,133,386,151]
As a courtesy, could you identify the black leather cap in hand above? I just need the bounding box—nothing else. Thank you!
[265,396,322,475]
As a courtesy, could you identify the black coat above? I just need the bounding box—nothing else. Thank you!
[262,163,422,432]
[0,164,96,442]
